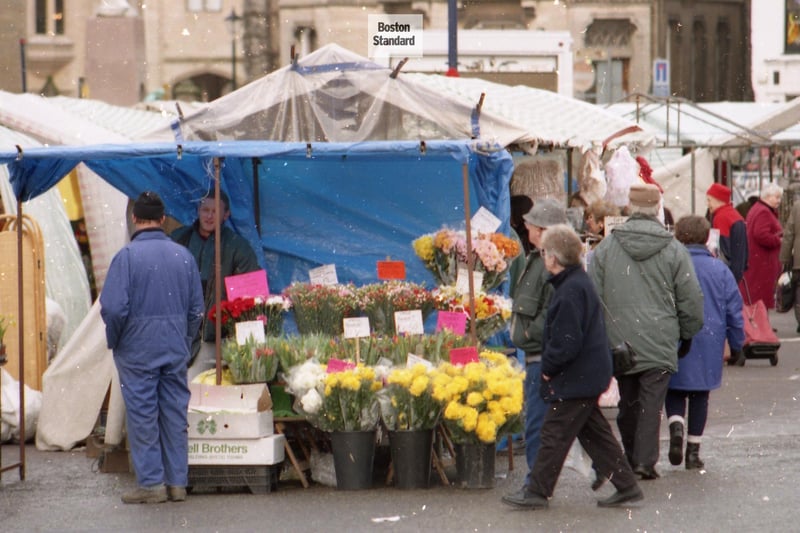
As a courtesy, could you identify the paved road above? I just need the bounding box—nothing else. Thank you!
[2,311,800,532]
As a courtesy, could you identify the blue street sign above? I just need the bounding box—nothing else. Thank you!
[653,58,669,97]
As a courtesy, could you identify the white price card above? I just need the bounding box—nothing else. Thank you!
[309,264,339,285]
[394,310,424,335]
[471,206,501,235]
[456,267,484,295]
[343,317,372,338]
[235,320,266,345]
[406,353,434,369]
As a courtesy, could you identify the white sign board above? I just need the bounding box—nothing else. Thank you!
[309,264,338,285]
[394,310,424,335]
[235,320,266,345]
[456,266,484,295]
[343,317,372,339]
[471,206,502,235]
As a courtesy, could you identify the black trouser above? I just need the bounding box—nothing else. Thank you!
[529,397,637,498]
[617,368,671,468]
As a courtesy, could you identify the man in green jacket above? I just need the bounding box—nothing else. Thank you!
[171,189,260,380]
[590,184,704,481]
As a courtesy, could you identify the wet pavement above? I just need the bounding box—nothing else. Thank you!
[2,310,800,532]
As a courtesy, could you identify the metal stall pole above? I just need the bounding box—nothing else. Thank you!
[213,158,223,385]
[691,147,696,214]
[252,158,261,235]
[1,197,26,481]
[461,163,477,345]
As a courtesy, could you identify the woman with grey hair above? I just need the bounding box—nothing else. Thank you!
[741,182,784,308]
[503,224,643,510]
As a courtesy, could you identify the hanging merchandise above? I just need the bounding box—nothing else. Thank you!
[603,146,639,208]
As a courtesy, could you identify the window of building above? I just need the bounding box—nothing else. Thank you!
[187,0,223,12]
[35,0,64,35]
[787,0,800,53]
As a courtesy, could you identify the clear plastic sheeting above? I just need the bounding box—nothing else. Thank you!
[139,44,533,148]
[0,126,91,349]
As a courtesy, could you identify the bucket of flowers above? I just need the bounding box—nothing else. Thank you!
[379,363,443,489]
[412,228,520,292]
[221,336,280,384]
[432,285,512,343]
[284,282,359,336]
[356,281,436,336]
[287,362,384,490]
[207,295,292,338]
[430,350,524,488]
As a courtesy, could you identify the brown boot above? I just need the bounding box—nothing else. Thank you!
[121,485,167,504]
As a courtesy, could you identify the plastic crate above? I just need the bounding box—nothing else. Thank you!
[188,465,279,494]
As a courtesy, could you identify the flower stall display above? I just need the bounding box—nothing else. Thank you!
[433,286,512,343]
[413,229,520,292]
[222,337,280,384]
[356,281,436,336]
[208,295,292,338]
[431,350,524,444]
[316,364,383,432]
[284,282,359,336]
[379,363,441,431]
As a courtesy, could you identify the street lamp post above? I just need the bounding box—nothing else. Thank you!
[225,8,243,91]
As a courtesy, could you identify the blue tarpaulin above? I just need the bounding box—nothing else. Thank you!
[3,140,513,292]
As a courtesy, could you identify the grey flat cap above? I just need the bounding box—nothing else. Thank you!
[523,198,568,228]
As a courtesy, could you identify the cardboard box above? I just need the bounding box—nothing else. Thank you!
[189,382,273,411]
[187,409,274,439]
[188,434,286,466]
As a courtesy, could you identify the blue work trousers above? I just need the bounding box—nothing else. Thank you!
[115,355,190,488]
[524,361,546,485]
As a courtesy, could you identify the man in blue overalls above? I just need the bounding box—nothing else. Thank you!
[101,191,204,504]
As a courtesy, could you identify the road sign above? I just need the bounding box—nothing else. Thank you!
[653,58,669,97]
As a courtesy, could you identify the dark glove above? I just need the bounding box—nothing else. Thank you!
[677,338,692,358]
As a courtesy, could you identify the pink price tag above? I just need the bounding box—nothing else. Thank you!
[436,311,467,336]
[326,358,356,373]
[225,269,269,299]
[449,346,479,366]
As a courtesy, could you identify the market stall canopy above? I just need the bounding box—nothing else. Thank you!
[0,90,175,292]
[4,139,513,292]
[604,96,800,147]
[138,44,534,148]
[404,73,654,150]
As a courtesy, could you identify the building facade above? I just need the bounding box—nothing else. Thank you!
[0,0,752,105]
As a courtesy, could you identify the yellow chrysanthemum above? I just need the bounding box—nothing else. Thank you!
[462,407,479,431]
[413,235,435,262]
[467,391,485,407]
[409,375,430,397]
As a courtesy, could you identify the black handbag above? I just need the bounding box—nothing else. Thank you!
[611,341,637,377]
[600,300,638,376]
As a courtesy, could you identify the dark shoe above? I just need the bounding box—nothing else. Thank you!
[633,464,660,480]
[728,350,746,366]
[597,485,644,508]
[591,472,608,491]
[167,486,186,502]
[501,487,549,509]
[121,485,167,504]
[796,324,800,334]
[685,442,705,470]
[668,421,684,466]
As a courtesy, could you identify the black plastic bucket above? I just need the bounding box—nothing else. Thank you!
[330,430,376,490]
[389,429,434,489]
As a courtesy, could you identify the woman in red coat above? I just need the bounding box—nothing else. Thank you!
[740,183,784,308]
